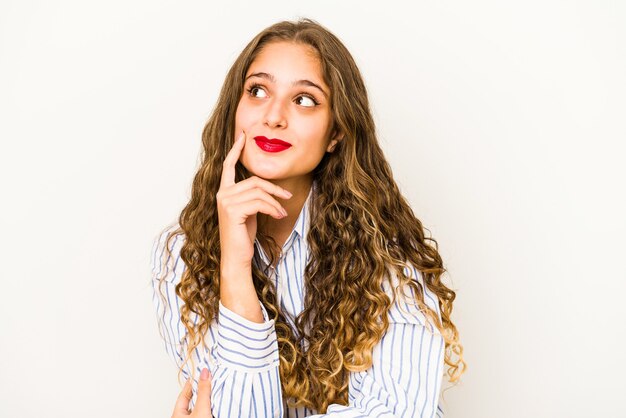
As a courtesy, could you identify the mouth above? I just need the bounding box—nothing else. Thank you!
[253,136,292,153]
[253,136,292,146]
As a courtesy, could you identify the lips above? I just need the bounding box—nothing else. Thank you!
[253,136,292,147]
[253,136,292,153]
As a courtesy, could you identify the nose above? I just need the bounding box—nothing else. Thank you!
[263,98,288,129]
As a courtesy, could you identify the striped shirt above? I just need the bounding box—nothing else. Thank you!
[151,180,446,417]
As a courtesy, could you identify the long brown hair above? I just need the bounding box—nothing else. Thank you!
[155,17,465,413]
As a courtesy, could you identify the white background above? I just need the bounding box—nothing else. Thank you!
[1,1,624,417]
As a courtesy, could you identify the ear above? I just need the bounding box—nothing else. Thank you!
[326,128,345,153]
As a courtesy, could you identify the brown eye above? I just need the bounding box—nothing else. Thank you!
[247,84,268,98]
[295,95,318,107]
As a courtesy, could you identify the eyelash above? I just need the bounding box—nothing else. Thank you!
[245,82,320,107]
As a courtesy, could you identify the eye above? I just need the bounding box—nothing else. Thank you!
[246,83,268,98]
[295,95,319,108]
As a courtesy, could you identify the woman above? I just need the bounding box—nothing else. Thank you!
[151,18,465,418]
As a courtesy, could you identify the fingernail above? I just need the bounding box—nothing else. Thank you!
[281,208,288,217]
[239,130,246,140]
[283,189,292,197]
[200,368,209,381]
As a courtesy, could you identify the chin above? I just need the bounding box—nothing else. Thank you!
[242,164,287,181]
[241,154,287,179]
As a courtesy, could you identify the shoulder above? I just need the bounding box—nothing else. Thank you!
[382,263,442,335]
[150,222,187,283]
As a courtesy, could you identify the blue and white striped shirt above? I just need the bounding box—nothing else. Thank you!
[151,181,446,417]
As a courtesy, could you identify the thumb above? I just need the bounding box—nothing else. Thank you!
[172,379,192,416]
[193,368,213,417]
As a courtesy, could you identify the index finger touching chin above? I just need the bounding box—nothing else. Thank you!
[220,130,246,188]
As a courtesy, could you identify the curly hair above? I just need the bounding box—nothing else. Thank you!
[154,17,465,413]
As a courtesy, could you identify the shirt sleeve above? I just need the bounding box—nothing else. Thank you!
[209,301,283,418]
[150,225,284,417]
[307,265,446,418]
[150,226,192,376]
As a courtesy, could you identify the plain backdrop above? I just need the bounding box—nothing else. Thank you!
[1,1,624,417]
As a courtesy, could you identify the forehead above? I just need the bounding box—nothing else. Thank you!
[246,41,326,85]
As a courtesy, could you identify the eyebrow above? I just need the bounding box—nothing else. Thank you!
[245,72,328,99]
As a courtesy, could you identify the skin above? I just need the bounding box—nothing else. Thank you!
[171,368,211,417]
[173,40,344,416]
[235,40,343,245]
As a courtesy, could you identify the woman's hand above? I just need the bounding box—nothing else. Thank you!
[171,368,213,418]
[216,130,292,270]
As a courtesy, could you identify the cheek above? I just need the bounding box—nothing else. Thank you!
[300,114,331,143]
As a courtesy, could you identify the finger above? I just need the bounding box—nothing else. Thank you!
[231,199,290,223]
[220,130,247,189]
[223,188,287,219]
[172,379,192,416]
[219,175,293,201]
[193,368,213,417]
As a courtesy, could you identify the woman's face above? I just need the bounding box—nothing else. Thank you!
[235,41,341,185]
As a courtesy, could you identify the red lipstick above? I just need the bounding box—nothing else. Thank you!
[253,136,292,153]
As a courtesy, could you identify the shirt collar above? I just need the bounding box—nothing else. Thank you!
[293,179,316,240]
